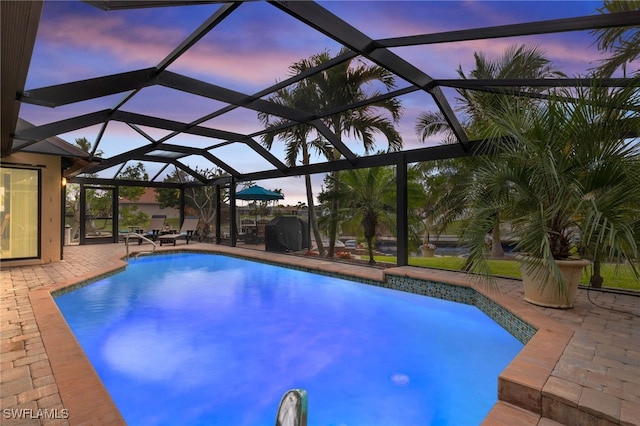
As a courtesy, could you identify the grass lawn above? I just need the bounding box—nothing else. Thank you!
[372,255,640,291]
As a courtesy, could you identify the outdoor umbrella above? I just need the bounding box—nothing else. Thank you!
[236,185,285,202]
[236,185,285,233]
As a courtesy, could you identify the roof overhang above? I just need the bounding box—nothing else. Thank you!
[1,1,43,157]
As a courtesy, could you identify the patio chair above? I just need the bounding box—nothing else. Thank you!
[256,219,268,244]
[138,214,166,245]
[158,216,200,246]
[243,227,258,244]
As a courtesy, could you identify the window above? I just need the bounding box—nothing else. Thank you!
[0,167,39,260]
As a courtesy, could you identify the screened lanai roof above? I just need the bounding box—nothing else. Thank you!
[2,1,639,197]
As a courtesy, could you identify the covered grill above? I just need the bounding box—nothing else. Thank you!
[265,217,309,253]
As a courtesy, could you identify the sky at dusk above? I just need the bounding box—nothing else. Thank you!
[21,0,608,204]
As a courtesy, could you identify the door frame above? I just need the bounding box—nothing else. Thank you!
[79,184,119,244]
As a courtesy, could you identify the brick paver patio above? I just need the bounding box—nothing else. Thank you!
[1,243,638,425]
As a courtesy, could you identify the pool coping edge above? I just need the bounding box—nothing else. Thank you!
[30,260,128,426]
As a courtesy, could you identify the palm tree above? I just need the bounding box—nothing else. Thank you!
[415,44,565,258]
[415,158,474,247]
[259,78,331,256]
[320,165,424,264]
[457,45,566,128]
[462,80,640,296]
[296,48,403,257]
[591,0,640,77]
[416,45,565,141]
[74,137,103,158]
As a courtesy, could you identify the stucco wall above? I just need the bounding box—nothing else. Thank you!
[1,151,62,265]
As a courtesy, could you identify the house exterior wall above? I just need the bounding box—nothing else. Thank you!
[1,151,62,266]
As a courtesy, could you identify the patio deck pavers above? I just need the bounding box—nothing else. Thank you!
[1,243,639,425]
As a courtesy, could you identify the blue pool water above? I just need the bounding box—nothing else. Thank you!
[55,253,523,425]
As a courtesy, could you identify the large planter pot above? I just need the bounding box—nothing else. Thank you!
[421,247,435,257]
[518,257,591,308]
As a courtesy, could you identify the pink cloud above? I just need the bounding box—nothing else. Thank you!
[167,43,311,90]
[32,6,332,93]
[38,13,185,66]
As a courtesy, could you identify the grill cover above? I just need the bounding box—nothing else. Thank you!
[265,216,309,252]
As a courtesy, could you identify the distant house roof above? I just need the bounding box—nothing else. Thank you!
[120,188,159,204]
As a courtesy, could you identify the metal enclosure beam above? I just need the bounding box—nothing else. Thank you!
[377,11,640,47]
[156,2,241,72]
[396,158,409,267]
[155,49,359,146]
[19,68,158,107]
[270,1,469,147]
[84,1,224,11]
[215,184,222,245]
[158,71,315,123]
[229,178,237,247]
[12,110,113,150]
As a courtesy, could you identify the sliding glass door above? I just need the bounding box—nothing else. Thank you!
[0,167,39,260]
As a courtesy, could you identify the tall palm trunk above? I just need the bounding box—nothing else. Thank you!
[70,192,80,243]
[305,172,325,256]
[327,146,343,257]
[300,144,325,256]
[490,218,505,258]
[590,253,604,288]
[363,213,377,264]
[327,172,340,258]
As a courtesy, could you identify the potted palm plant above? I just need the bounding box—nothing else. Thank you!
[421,241,437,257]
[462,79,640,308]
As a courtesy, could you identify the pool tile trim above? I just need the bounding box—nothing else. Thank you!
[381,274,536,344]
[30,245,576,425]
[381,266,574,421]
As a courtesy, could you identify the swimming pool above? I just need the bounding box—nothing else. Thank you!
[55,253,523,425]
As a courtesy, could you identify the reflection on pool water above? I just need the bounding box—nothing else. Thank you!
[55,253,523,426]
